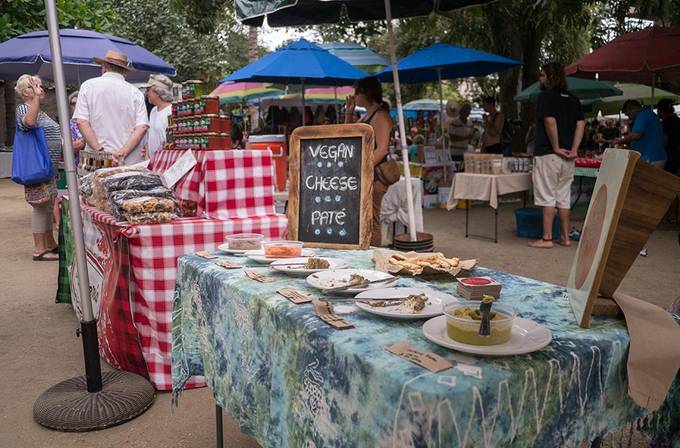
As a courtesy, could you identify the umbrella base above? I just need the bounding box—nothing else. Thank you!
[33,370,155,432]
[394,232,434,252]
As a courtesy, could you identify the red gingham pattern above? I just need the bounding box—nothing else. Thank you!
[150,149,277,220]
[80,203,287,390]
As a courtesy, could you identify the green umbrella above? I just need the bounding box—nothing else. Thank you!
[585,83,680,115]
[514,77,623,102]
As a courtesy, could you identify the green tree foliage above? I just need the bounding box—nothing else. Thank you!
[0,0,114,42]
[105,0,250,83]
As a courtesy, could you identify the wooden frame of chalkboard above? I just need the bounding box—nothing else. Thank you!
[288,124,375,249]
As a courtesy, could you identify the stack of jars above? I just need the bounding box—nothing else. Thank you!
[166,89,232,151]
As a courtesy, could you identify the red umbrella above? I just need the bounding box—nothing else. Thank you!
[566,26,680,90]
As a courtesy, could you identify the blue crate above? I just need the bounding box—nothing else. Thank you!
[515,207,561,239]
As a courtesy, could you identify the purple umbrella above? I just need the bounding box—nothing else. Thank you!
[0,28,176,83]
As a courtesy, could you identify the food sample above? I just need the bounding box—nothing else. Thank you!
[389,252,460,275]
[226,233,264,251]
[119,197,176,214]
[346,274,368,286]
[262,240,303,258]
[368,293,429,314]
[303,258,330,269]
[444,302,514,346]
[124,212,177,225]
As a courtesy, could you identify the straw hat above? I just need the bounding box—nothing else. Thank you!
[92,50,134,71]
[445,100,459,117]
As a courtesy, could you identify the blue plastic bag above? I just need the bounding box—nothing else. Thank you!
[11,124,55,185]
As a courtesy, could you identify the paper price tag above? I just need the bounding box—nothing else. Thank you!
[162,148,197,188]
[215,261,241,270]
[386,341,453,373]
[195,251,217,259]
[312,300,354,329]
[244,269,274,283]
[278,288,313,304]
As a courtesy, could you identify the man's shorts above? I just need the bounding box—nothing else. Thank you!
[532,154,575,209]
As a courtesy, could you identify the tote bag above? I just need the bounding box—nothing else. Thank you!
[11,124,55,185]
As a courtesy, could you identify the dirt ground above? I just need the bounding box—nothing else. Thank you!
[0,178,677,447]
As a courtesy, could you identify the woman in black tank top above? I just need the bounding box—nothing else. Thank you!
[346,77,393,246]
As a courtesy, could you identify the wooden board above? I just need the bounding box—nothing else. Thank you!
[288,124,375,249]
[567,148,680,327]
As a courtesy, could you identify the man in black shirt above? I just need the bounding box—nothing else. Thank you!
[530,62,585,249]
[656,98,680,175]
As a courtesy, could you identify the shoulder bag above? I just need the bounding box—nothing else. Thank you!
[11,123,55,185]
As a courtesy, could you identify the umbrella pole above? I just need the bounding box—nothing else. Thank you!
[385,0,418,242]
[334,86,339,124]
[33,0,154,432]
[302,79,306,126]
[437,68,448,183]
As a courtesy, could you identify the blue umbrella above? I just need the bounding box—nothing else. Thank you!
[223,38,367,86]
[0,28,176,83]
[376,43,522,140]
[376,42,521,84]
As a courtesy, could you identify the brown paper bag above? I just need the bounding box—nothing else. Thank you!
[613,292,680,410]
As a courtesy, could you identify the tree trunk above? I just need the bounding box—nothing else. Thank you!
[519,27,543,143]
[3,82,16,147]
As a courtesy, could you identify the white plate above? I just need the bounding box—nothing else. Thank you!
[306,269,396,295]
[217,243,254,255]
[354,287,458,320]
[245,249,314,264]
[270,257,349,276]
[422,315,552,356]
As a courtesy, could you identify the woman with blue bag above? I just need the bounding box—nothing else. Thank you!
[13,75,62,261]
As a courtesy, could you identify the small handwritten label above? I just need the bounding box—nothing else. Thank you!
[195,251,217,259]
[386,341,453,373]
[312,299,354,329]
[244,269,274,283]
[455,364,483,379]
[215,261,241,269]
[278,288,313,304]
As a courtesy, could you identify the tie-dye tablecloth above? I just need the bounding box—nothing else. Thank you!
[172,250,680,448]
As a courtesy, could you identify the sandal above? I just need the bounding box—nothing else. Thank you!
[33,250,59,261]
[49,246,59,254]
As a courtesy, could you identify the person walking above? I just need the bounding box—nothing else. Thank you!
[529,62,585,249]
[480,96,504,154]
[143,74,174,160]
[73,50,149,165]
[346,76,395,247]
[14,75,62,261]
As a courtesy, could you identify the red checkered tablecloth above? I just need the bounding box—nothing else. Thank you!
[150,149,277,220]
[79,204,287,390]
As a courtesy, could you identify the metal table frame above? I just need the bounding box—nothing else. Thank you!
[464,191,527,243]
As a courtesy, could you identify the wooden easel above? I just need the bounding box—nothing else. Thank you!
[567,149,680,328]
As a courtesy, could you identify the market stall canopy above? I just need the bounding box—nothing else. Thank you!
[566,27,680,88]
[280,85,354,104]
[222,38,367,86]
[402,99,443,111]
[320,42,389,68]
[235,0,495,26]
[210,81,284,104]
[514,77,623,102]
[0,28,176,83]
[583,83,680,115]
[375,42,522,84]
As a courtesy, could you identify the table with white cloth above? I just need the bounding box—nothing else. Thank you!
[446,172,532,242]
[380,177,423,246]
[0,151,12,178]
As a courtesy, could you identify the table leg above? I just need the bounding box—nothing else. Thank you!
[571,176,583,210]
[465,200,469,238]
[216,404,223,448]
[494,207,498,244]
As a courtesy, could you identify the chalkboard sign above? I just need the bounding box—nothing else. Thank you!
[288,124,375,249]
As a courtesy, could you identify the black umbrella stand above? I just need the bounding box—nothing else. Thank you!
[33,0,155,432]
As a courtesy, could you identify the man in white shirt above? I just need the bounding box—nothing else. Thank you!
[449,103,475,157]
[73,50,149,165]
